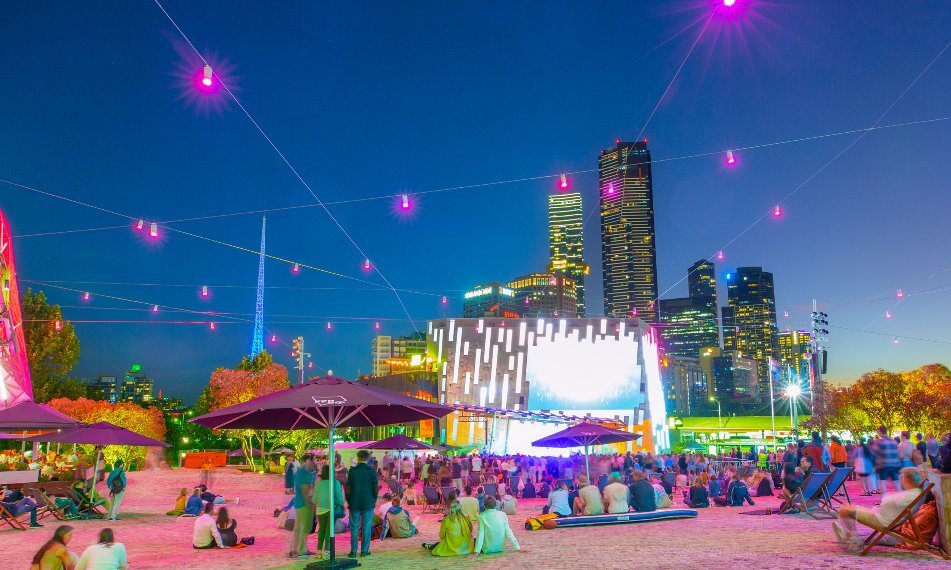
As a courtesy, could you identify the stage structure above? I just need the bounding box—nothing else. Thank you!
[428,317,668,453]
[0,210,33,407]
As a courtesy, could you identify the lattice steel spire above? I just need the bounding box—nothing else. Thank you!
[250,215,266,357]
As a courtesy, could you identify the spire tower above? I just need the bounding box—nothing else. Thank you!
[250,215,266,356]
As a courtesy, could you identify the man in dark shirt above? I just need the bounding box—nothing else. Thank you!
[346,450,380,558]
[628,471,656,512]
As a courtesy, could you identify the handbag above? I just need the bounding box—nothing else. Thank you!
[334,503,346,519]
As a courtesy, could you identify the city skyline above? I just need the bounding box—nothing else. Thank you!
[2,2,949,402]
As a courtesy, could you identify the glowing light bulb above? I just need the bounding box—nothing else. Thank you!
[784,310,789,318]
[716,250,725,261]
[885,311,892,319]
[441,295,448,305]
[631,308,638,317]
[726,150,736,165]
[326,322,332,330]
[292,263,300,274]
[54,320,62,331]
[152,305,159,313]
[210,322,216,330]
[149,223,158,238]
[307,362,313,369]
[202,64,213,87]
[896,288,904,298]
[773,205,783,218]
[135,219,144,231]
[892,336,900,345]
[606,183,615,195]
[363,259,371,270]
[374,322,381,330]
[401,194,410,209]
[559,174,568,189]
[553,311,558,317]
[270,335,277,342]
[82,292,90,302]
[724,0,736,5]
[201,285,209,297]
[524,298,530,305]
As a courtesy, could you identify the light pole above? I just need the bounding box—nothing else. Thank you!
[709,397,722,429]
[785,383,801,441]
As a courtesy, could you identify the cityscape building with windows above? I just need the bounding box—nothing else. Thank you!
[508,272,578,318]
[370,333,430,376]
[660,355,705,416]
[79,364,154,404]
[548,192,588,316]
[462,282,520,318]
[778,329,813,382]
[721,266,779,396]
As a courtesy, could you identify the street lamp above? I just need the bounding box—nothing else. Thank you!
[709,397,722,429]
[784,383,802,440]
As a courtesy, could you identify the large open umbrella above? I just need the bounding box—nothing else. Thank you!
[227,448,262,457]
[531,421,642,480]
[26,421,169,502]
[361,434,436,480]
[191,376,451,569]
[0,401,79,431]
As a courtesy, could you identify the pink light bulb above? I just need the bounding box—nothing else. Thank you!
[784,310,789,318]
[149,223,158,238]
[724,0,736,5]
[892,336,899,345]
[271,335,277,342]
[401,194,410,209]
[54,320,62,331]
[896,288,904,298]
[374,322,381,330]
[363,259,371,270]
[773,205,783,218]
[201,285,209,298]
[441,295,448,305]
[524,298,530,305]
[152,305,159,313]
[606,183,615,195]
[631,308,638,317]
[308,362,314,369]
[201,64,213,87]
[559,174,568,189]
[885,311,892,319]
[291,263,300,274]
[135,219,144,231]
[83,292,90,302]
[726,150,736,165]
[716,250,725,261]
[326,322,332,330]
[210,322,216,330]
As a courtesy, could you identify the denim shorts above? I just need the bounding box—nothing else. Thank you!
[877,466,899,481]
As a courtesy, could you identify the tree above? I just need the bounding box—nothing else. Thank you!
[47,397,166,466]
[849,369,905,433]
[21,289,84,402]
[901,364,951,435]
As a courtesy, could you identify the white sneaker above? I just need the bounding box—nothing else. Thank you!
[832,521,851,544]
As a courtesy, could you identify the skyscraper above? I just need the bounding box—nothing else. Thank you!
[688,259,718,306]
[462,282,520,318]
[548,193,587,316]
[508,272,578,318]
[721,266,779,395]
[778,329,812,382]
[658,259,720,359]
[599,141,658,321]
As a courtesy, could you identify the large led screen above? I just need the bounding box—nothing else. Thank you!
[525,332,643,411]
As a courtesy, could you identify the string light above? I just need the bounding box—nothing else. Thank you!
[363,259,371,270]
[374,322,381,330]
[291,263,300,274]
[441,295,448,305]
[149,223,158,238]
[726,149,736,165]
[784,310,789,318]
[270,334,277,342]
[210,322,216,330]
[772,205,783,218]
[559,174,568,189]
[201,64,213,87]
[307,362,313,369]
[885,311,892,319]
[152,305,159,313]
[135,219,144,231]
[896,288,905,298]
[82,292,90,302]
[201,285,209,298]
[54,320,62,331]
[892,336,900,345]
[326,322,332,330]
[716,250,725,261]
[723,0,736,6]
[401,194,410,210]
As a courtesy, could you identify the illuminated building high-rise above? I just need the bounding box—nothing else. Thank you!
[548,193,588,316]
[658,259,720,359]
[508,272,578,318]
[721,266,779,395]
[778,329,812,382]
[599,141,658,321]
[462,282,520,318]
[370,333,429,376]
[688,259,718,308]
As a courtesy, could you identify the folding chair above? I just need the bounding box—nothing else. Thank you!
[0,503,27,531]
[819,466,852,510]
[790,471,834,519]
[663,472,677,490]
[482,483,498,498]
[69,486,107,518]
[27,488,67,522]
[860,481,948,559]
[387,479,404,499]
[421,486,442,514]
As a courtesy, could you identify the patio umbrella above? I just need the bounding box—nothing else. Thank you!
[269,447,294,455]
[26,421,169,502]
[227,448,262,457]
[361,434,436,480]
[191,375,451,569]
[0,401,79,431]
[531,421,642,480]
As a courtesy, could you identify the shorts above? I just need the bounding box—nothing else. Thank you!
[877,467,899,482]
[853,506,885,531]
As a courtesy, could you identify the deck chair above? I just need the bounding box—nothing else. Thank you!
[421,487,442,514]
[482,482,498,498]
[663,472,677,489]
[860,481,948,559]
[0,503,28,530]
[27,488,67,522]
[69,486,107,518]
[468,473,481,487]
[386,478,405,499]
[819,466,853,510]
[790,471,834,519]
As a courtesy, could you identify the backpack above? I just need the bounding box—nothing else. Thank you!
[109,471,125,495]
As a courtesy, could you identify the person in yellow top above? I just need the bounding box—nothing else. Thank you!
[166,488,188,516]
[422,500,474,557]
[829,436,849,469]
[30,525,77,570]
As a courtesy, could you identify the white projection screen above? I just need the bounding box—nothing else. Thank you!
[525,332,644,411]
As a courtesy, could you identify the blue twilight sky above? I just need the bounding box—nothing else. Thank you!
[1,1,949,403]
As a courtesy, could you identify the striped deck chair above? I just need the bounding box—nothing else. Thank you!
[27,488,67,522]
[819,466,853,510]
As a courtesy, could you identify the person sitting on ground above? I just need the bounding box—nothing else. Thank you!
[423,500,474,557]
[76,528,127,570]
[402,485,418,505]
[475,487,486,512]
[166,488,188,516]
[184,488,203,516]
[683,478,709,508]
[597,472,610,493]
[538,479,551,499]
[521,479,536,499]
[2,493,41,528]
[753,469,774,497]
[628,471,657,513]
[832,467,925,552]
[383,497,417,539]
[471,496,524,559]
[31,525,75,569]
[799,456,815,477]
[216,507,253,547]
[714,474,755,507]
[459,486,480,523]
[707,474,723,498]
[198,484,225,505]
[573,475,603,516]
[193,502,227,549]
[675,471,688,489]
[500,492,517,516]
[650,475,672,508]
[602,475,630,514]
[544,481,571,517]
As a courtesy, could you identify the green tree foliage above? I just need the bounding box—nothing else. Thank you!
[21,289,91,402]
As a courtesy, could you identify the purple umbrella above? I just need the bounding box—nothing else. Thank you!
[227,448,262,457]
[361,434,436,480]
[27,421,169,503]
[191,376,451,567]
[532,422,642,479]
[0,401,80,431]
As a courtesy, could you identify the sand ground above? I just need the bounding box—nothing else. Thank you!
[1,468,946,569]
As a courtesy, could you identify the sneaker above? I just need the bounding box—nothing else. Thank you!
[832,521,849,544]
[29,523,43,528]
[361,552,372,557]
[846,538,865,554]
[347,551,357,558]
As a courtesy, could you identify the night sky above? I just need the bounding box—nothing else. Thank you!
[2,1,949,403]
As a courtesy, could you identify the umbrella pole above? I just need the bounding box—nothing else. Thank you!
[327,425,336,562]
[91,447,102,503]
[585,444,590,481]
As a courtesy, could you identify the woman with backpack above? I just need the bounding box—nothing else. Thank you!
[105,459,126,522]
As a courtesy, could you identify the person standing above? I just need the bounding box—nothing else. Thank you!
[924,433,939,467]
[346,449,379,558]
[829,436,848,470]
[801,432,826,472]
[897,432,915,468]
[470,454,483,482]
[290,456,316,558]
[313,465,344,560]
[105,459,126,522]
[873,427,901,494]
